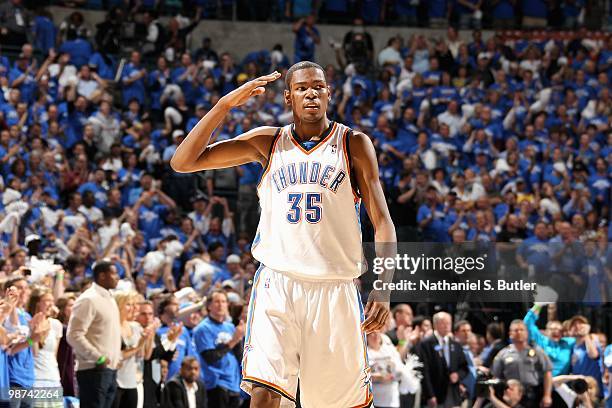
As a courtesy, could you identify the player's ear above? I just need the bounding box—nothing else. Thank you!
[284,89,292,106]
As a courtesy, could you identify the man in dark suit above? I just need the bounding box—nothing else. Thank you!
[416,311,468,408]
[162,356,207,408]
[481,322,506,369]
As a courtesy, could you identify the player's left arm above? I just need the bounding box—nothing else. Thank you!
[350,131,397,333]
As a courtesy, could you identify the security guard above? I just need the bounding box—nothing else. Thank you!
[491,320,553,408]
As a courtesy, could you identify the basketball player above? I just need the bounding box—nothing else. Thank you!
[171,62,396,408]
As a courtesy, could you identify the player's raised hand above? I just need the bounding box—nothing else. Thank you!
[362,299,390,334]
[219,71,281,108]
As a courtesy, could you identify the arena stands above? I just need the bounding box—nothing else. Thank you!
[0,1,610,407]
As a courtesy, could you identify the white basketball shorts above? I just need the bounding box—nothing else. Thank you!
[240,265,373,408]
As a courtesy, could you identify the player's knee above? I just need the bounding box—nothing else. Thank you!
[250,386,282,408]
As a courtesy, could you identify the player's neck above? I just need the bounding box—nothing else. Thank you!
[292,117,331,142]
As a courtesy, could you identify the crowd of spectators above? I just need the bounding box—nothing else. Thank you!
[370,303,611,408]
[22,0,609,30]
[0,0,610,407]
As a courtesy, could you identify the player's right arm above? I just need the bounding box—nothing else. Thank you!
[170,71,282,173]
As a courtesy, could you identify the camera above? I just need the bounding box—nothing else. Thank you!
[475,371,506,398]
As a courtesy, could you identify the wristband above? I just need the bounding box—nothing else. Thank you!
[26,337,33,347]
[96,356,107,365]
[398,339,407,346]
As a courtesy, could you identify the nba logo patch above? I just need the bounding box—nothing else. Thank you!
[330,144,337,154]
[264,277,271,288]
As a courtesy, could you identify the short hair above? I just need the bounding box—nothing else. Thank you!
[208,242,224,253]
[181,356,199,368]
[206,290,228,310]
[509,319,526,329]
[486,322,504,340]
[56,293,77,324]
[392,304,412,320]
[3,275,27,291]
[412,315,430,328]
[433,311,451,325]
[157,294,177,316]
[506,379,524,395]
[93,260,113,280]
[285,61,325,89]
[453,320,470,332]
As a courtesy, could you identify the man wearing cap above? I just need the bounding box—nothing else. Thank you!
[211,253,240,286]
[163,130,185,163]
[568,315,603,399]
[492,320,553,408]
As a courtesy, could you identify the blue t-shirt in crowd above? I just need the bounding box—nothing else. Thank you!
[396,0,417,16]
[77,182,107,208]
[294,25,319,63]
[571,341,604,397]
[193,317,241,392]
[325,0,348,12]
[157,325,195,380]
[417,204,449,242]
[8,309,34,388]
[138,204,168,242]
[59,39,93,68]
[239,162,262,186]
[522,0,547,18]
[89,53,116,80]
[34,16,56,55]
[121,63,146,105]
[428,0,448,18]
[517,236,551,274]
[0,348,8,402]
[582,256,606,305]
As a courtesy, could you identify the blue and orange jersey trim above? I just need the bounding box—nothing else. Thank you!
[242,264,264,376]
[256,128,282,192]
[289,121,338,155]
[242,376,296,402]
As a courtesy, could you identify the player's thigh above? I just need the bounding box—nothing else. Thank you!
[241,267,300,403]
[299,281,372,408]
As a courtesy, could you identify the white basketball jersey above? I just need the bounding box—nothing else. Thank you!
[252,122,363,281]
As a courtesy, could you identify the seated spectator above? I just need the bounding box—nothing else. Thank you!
[162,356,208,408]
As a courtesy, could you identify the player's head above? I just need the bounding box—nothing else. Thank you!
[284,61,330,123]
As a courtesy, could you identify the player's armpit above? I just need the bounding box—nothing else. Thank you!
[174,126,278,172]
